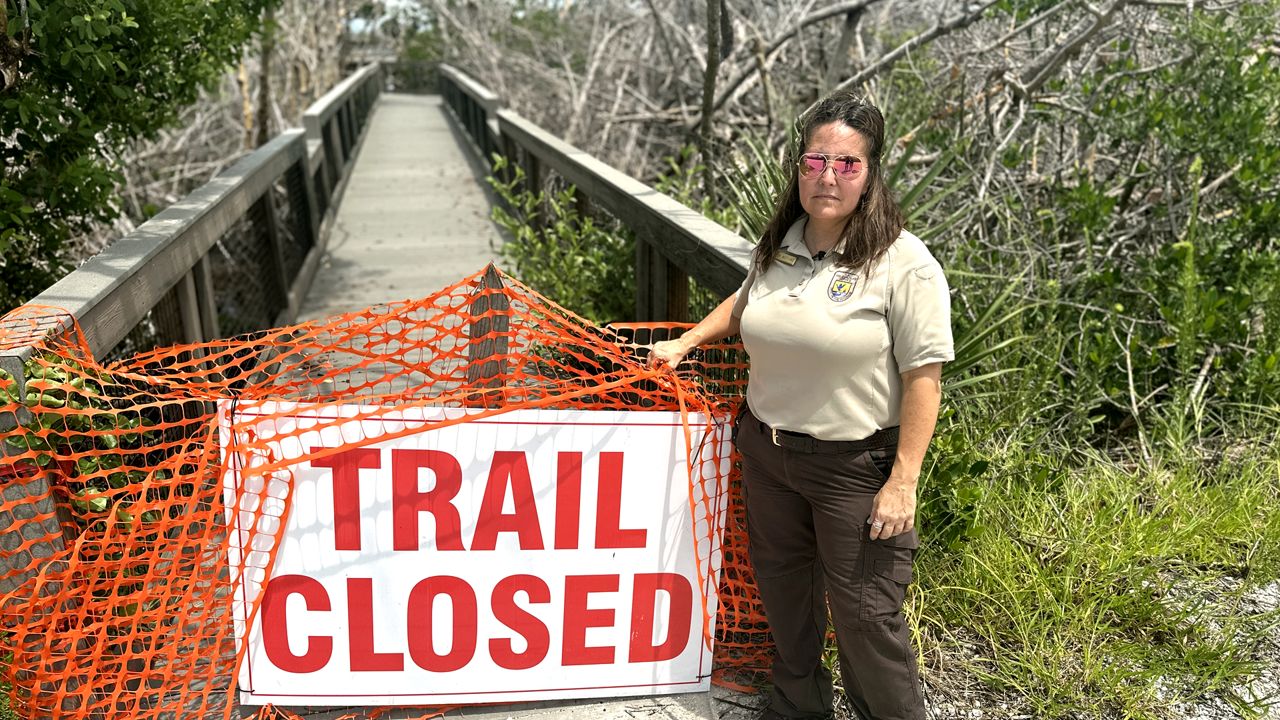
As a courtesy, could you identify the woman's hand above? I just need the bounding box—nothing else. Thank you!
[869,362,942,540]
[643,293,741,370]
[648,338,692,369]
[868,478,916,540]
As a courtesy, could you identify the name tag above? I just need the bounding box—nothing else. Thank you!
[776,251,799,266]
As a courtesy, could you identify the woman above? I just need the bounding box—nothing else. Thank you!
[649,93,952,720]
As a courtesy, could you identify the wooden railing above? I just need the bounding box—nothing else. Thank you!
[384,60,440,95]
[437,63,753,323]
[304,64,384,222]
[0,63,385,424]
[439,65,502,170]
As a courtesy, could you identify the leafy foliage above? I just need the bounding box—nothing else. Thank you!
[0,0,277,312]
[915,432,1280,719]
[488,156,636,324]
[978,3,1280,445]
[0,357,169,530]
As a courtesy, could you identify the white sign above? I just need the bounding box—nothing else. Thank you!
[218,402,730,707]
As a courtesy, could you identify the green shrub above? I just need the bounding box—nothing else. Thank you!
[488,156,636,324]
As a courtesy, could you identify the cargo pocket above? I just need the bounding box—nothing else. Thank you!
[859,545,914,622]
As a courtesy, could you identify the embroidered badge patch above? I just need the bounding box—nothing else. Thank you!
[828,271,857,302]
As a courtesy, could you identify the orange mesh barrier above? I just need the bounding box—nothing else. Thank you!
[0,267,770,719]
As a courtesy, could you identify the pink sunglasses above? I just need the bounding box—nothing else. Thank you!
[798,153,864,180]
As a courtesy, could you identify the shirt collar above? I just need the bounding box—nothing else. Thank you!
[781,216,845,262]
[781,217,811,258]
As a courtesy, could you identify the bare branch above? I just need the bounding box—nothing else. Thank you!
[696,0,887,127]
[823,8,864,94]
[973,0,1076,55]
[701,0,722,203]
[752,35,776,138]
[1015,0,1131,98]
[1200,161,1243,197]
[978,97,1027,203]
[812,0,1001,115]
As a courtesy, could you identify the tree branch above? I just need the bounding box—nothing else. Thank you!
[1131,0,1241,7]
[809,0,1001,116]
[978,96,1026,203]
[973,0,1076,55]
[643,0,689,121]
[693,0,886,129]
[1015,0,1132,98]
[753,35,775,138]
[700,0,722,203]
[823,8,864,94]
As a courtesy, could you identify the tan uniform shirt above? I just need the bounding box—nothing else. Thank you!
[731,217,954,441]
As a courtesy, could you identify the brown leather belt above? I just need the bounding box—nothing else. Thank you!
[743,406,899,454]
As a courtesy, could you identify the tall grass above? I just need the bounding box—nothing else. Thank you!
[914,397,1280,718]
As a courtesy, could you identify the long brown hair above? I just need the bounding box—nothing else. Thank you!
[753,92,903,274]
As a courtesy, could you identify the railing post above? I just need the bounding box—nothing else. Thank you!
[304,115,333,207]
[326,119,345,182]
[466,265,510,407]
[634,239,687,323]
[524,150,542,196]
[573,190,592,219]
[193,255,220,341]
[635,240,653,322]
[343,102,356,156]
[650,247,669,320]
[257,192,292,315]
[665,259,689,323]
[297,159,321,247]
[501,134,520,187]
[0,465,73,594]
[315,147,334,211]
[0,352,31,431]
[337,105,349,160]
[176,270,204,345]
[471,101,483,152]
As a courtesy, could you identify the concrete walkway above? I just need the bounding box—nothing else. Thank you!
[298,93,504,321]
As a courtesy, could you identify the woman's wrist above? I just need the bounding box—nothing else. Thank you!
[886,472,919,490]
[675,334,700,354]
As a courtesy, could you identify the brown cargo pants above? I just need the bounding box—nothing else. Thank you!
[736,406,924,720]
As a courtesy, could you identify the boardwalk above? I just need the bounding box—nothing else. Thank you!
[298,93,503,321]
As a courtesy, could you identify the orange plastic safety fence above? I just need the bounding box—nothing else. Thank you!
[0,267,771,719]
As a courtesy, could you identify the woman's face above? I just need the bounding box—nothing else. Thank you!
[798,121,872,225]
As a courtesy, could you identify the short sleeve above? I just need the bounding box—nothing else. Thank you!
[888,261,954,372]
[730,266,756,319]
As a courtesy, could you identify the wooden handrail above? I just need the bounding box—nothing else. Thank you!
[303,64,382,127]
[436,63,753,322]
[495,109,752,298]
[10,130,306,360]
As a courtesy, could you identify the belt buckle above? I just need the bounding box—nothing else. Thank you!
[771,427,780,447]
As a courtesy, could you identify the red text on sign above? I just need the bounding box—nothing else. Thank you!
[259,573,694,674]
[310,449,648,552]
